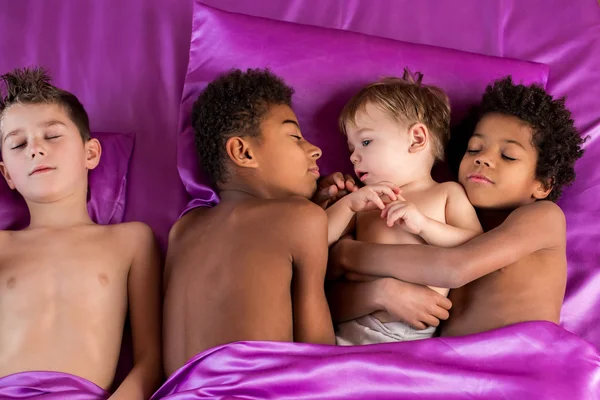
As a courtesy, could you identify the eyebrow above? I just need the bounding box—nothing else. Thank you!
[472,133,526,150]
[282,119,300,129]
[2,128,23,143]
[41,120,68,129]
[355,128,374,135]
[2,120,68,144]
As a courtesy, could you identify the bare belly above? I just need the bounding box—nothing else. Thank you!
[357,212,449,323]
[0,299,126,389]
[441,268,564,337]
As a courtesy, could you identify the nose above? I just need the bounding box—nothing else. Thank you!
[474,151,492,167]
[307,142,322,160]
[350,150,360,165]
[28,139,47,159]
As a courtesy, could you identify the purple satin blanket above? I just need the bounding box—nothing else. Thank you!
[0,371,109,400]
[152,322,600,400]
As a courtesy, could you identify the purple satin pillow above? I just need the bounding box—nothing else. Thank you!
[178,1,550,211]
[0,131,134,230]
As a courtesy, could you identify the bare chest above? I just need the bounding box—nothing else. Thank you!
[356,192,447,245]
[0,231,131,310]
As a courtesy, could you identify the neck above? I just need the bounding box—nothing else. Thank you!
[477,208,512,231]
[218,180,278,203]
[26,189,93,230]
[398,173,436,192]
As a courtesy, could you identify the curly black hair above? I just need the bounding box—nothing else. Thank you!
[191,68,294,187]
[448,76,585,202]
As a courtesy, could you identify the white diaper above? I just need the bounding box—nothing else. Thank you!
[336,315,436,345]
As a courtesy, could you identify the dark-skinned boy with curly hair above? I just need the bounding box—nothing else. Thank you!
[162,69,336,376]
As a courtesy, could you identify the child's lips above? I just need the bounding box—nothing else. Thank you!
[29,165,55,176]
[467,173,494,184]
[308,167,320,177]
[358,172,369,182]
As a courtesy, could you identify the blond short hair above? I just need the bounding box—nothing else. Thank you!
[339,68,451,161]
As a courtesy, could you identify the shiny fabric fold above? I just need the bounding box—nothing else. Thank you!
[0,371,109,400]
[153,322,600,400]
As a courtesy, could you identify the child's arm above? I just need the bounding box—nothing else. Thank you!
[327,278,451,329]
[111,224,163,400]
[333,201,565,288]
[381,183,482,247]
[290,200,335,344]
[327,182,401,245]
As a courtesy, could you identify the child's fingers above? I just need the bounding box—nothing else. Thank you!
[386,204,407,226]
[433,306,450,321]
[367,191,386,210]
[377,186,398,201]
[408,320,428,331]
[344,175,357,191]
[422,314,441,328]
[333,172,346,189]
[438,297,452,310]
[380,200,401,218]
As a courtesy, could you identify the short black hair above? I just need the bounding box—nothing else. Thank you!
[191,68,294,187]
[448,76,585,202]
[0,66,90,142]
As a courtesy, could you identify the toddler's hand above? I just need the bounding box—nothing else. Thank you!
[345,182,401,213]
[381,199,426,235]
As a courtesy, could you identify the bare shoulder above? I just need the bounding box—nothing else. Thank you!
[167,208,207,245]
[107,221,157,252]
[438,181,469,200]
[271,197,328,234]
[508,201,565,228]
[504,201,566,249]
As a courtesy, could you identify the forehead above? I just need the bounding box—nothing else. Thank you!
[1,103,72,137]
[473,113,533,146]
[259,104,300,139]
[261,104,298,127]
[346,102,402,135]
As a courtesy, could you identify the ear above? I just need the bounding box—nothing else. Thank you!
[0,161,16,190]
[407,123,429,154]
[84,138,102,170]
[532,179,553,200]
[225,136,259,169]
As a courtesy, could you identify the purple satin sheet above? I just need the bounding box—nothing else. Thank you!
[0,371,109,400]
[152,322,600,400]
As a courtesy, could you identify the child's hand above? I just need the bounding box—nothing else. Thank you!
[312,172,358,209]
[381,199,427,234]
[344,182,401,213]
[380,278,451,330]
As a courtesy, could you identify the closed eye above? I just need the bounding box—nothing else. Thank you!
[466,148,480,154]
[11,143,26,150]
[46,135,61,140]
[291,134,301,140]
[502,154,517,161]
